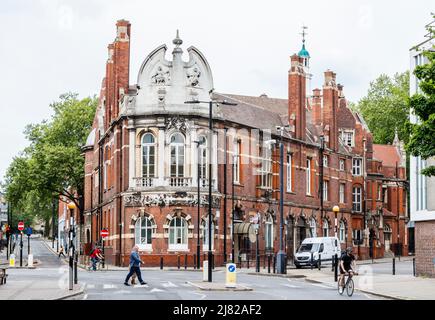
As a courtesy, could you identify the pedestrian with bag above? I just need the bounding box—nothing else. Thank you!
[124,245,146,286]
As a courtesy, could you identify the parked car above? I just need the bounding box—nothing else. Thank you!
[294,237,341,268]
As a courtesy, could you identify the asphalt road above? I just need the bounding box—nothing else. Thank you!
[70,268,382,300]
[4,238,386,300]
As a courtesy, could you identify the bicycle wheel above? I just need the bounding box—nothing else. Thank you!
[337,279,344,295]
[346,278,354,297]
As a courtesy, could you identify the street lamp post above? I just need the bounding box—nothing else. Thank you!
[194,139,205,270]
[276,126,290,274]
[185,97,237,282]
[67,202,76,290]
[333,205,340,238]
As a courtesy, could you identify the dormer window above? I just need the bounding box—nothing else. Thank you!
[340,130,355,147]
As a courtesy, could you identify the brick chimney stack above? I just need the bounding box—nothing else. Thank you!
[104,19,131,129]
[312,88,322,126]
[322,70,338,151]
[288,54,307,140]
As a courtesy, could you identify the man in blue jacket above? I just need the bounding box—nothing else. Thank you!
[124,245,147,286]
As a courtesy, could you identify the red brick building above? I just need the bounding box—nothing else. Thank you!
[71,20,408,267]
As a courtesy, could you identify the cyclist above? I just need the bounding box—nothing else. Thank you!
[338,247,357,294]
[89,244,103,271]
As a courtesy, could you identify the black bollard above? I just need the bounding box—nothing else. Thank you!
[273,255,276,274]
[193,254,196,269]
[160,256,163,270]
[392,257,395,275]
[247,255,250,269]
[177,255,180,270]
[184,254,187,270]
[413,258,416,277]
[311,253,314,270]
[212,254,215,270]
[74,252,78,284]
[318,254,321,270]
[268,255,271,274]
[334,254,338,282]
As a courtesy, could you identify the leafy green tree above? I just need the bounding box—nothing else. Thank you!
[3,93,97,231]
[354,72,410,145]
[406,25,435,177]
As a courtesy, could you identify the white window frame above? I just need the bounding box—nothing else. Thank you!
[265,215,274,249]
[170,133,185,178]
[339,183,345,204]
[306,158,312,195]
[322,220,329,237]
[339,221,346,243]
[341,130,355,147]
[142,133,156,178]
[233,140,240,184]
[323,180,329,201]
[202,217,214,251]
[260,144,273,189]
[339,159,345,171]
[168,216,188,250]
[198,135,208,184]
[134,217,153,250]
[286,153,292,192]
[352,186,362,212]
[309,218,317,238]
[323,155,328,168]
[352,158,362,176]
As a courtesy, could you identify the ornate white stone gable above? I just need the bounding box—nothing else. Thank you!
[134,31,214,114]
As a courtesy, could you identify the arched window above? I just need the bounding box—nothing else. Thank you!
[169,216,187,250]
[142,133,156,178]
[339,221,346,243]
[265,215,274,249]
[202,216,214,251]
[170,133,185,178]
[135,216,153,250]
[198,135,208,185]
[322,219,329,237]
[309,218,317,238]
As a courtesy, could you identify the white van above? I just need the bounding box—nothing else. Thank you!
[294,237,341,269]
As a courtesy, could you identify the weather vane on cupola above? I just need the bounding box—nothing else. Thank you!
[298,25,310,58]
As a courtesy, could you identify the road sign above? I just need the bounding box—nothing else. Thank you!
[225,263,237,288]
[18,221,24,231]
[101,229,109,238]
[25,227,32,235]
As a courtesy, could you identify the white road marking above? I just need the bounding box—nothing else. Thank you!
[103,284,117,289]
[191,291,206,300]
[82,294,88,300]
[162,281,177,288]
[150,288,165,293]
[113,290,131,294]
[282,284,301,288]
[310,283,331,289]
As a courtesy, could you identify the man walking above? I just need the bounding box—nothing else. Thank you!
[124,245,146,286]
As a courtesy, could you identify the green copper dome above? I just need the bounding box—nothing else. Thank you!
[298,43,310,58]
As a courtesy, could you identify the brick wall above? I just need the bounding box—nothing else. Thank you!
[415,220,435,277]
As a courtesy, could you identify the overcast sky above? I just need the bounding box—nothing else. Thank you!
[0,0,433,181]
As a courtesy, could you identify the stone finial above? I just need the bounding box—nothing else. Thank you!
[173,29,183,47]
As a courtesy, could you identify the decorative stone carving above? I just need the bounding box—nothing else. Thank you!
[187,66,201,87]
[124,193,221,208]
[165,116,191,132]
[151,66,170,85]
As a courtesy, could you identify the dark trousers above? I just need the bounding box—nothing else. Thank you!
[125,266,144,283]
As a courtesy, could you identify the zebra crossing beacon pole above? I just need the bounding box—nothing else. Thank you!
[67,202,76,290]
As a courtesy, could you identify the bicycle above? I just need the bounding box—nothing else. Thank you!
[338,272,358,296]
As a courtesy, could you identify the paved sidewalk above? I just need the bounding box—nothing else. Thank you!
[244,265,434,300]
